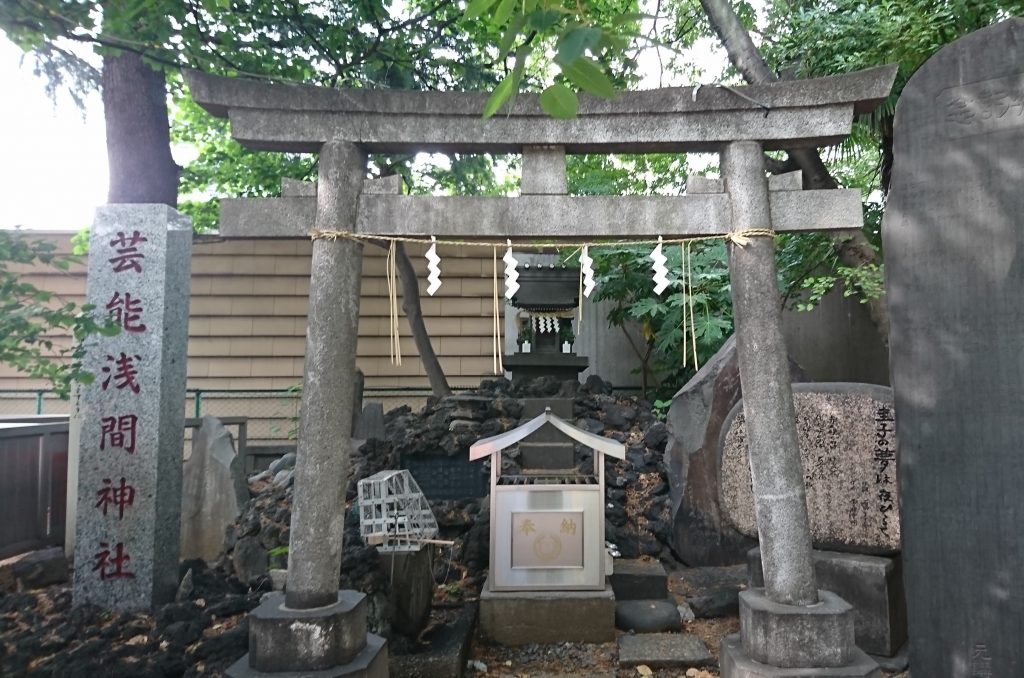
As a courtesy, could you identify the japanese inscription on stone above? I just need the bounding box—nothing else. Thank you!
[719,385,900,554]
[937,72,1024,138]
[73,206,192,611]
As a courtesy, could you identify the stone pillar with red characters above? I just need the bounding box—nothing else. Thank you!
[72,205,192,611]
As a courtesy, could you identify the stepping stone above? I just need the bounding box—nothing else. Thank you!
[618,633,713,669]
[616,599,681,633]
[687,586,740,618]
[610,558,668,600]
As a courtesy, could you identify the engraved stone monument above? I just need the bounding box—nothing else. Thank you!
[720,383,899,554]
[884,18,1024,678]
[72,205,192,611]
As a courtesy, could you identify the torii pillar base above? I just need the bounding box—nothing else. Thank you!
[720,589,879,678]
[226,591,388,678]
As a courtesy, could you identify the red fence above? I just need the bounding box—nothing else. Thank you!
[0,421,68,560]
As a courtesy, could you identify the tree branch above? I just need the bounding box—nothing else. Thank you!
[698,0,890,344]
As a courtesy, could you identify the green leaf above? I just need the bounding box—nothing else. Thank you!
[483,70,519,118]
[539,83,578,119]
[527,9,561,31]
[560,56,617,100]
[497,13,527,61]
[492,0,518,26]
[465,0,498,20]
[556,27,602,66]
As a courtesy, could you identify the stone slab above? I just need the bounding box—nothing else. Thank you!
[618,633,713,669]
[720,635,880,678]
[609,558,668,600]
[883,18,1024,678]
[0,547,68,591]
[479,575,615,645]
[869,643,908,673]
[615,598,681,633]
[388,603,477,678]
[664,336,803,566]
[73,205,192,612]
[227,632,387,678]
[720,383,899,555]
[748,548,907,657]
[181,416,241,563]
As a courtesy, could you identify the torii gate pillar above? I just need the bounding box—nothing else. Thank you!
[227,142,388,677]
[722,141,817,607]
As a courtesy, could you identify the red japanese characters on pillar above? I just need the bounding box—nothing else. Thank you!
[91,230,150,584]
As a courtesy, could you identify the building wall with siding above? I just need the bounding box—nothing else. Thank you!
[0,232,506,432]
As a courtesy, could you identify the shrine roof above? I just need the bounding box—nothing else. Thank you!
[469,409,626,462]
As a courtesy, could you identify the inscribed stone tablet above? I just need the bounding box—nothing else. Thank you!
[719,383,898,554]
[72,205,192,612]
[883,18,1024,678]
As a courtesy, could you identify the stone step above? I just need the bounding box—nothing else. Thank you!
[618,633,713,669]
[615,598,682,633]
[609,558,668,600]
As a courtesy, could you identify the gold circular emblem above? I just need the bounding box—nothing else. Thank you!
[532,534,562,562]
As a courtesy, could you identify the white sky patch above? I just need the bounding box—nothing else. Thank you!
[0,38,107,230]
[0,1,767,229]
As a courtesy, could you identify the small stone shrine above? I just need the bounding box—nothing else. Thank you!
[884,18,1024,678]
[72,205,192,612]
[504,259,589,383]
[471,408,622,643]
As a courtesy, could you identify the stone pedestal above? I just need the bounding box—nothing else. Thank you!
[479,574,615,644]
[748,548,907,657]
[720,634,880,678]
[720,588,879,678]
[227,591,387,678]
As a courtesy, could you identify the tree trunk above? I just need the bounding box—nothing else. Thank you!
[699,0,890,343]
[394,242,452,398]
[102,51,179,205]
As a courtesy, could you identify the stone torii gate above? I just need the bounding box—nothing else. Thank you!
[186,66,895,678]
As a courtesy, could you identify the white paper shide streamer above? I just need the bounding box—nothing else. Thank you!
[425,236,442,296]
[650,236,669,295]
[503,240,520,299]
[580,245,595,298]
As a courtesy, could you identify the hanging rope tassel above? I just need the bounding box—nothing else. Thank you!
[686,241,699,371]
[680,243,688,370]
[492,246,504,375]
[386,241,402,366]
